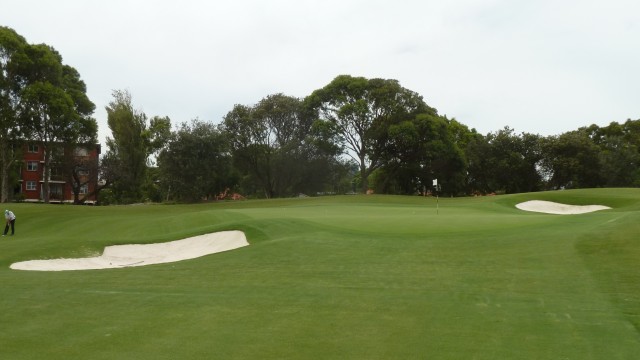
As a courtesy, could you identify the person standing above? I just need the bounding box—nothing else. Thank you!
[4,209,15,236]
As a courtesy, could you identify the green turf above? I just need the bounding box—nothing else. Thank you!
[1,189,639,359]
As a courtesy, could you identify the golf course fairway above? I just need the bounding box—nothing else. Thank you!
[0,188,639,359]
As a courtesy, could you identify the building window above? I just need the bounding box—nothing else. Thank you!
[49,166,63,181]
[74,147,89,156]
[28,144,39,153]
[78,168,90,176]
[79,184,89,194]
[26,181,37,191]
[27,161,38,171]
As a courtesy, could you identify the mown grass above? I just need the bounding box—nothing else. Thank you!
[0,188,639,359]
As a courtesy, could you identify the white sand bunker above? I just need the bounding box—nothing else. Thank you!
[516,200,611,215]
[10,230,248,271]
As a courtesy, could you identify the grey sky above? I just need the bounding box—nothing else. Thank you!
[2,0,639,146]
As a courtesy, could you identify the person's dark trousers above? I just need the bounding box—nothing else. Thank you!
[4,219,15,235]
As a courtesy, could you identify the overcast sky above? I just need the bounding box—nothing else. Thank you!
[2,0,639,146]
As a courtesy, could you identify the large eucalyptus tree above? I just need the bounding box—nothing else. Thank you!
[0,27,28,202]
[306,75,431,193]
[19,45,96,203]
[103,90,170,203]
[1,27,96,203]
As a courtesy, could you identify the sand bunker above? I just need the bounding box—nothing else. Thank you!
[516,200,611,215]
[10,230,248,271]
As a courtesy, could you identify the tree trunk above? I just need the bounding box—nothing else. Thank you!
[360,162,368,194]
[43,148,50,203]
[0,141,10,203]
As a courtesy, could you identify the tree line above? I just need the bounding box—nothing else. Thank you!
[2,27,639,204]
[103,76,640,203]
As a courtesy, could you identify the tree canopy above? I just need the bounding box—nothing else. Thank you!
[158,119,233,202]
[1,27,96,202]
[0,26,28,202]
[222,93,342,198]
[305,75,435,193]
[103,89,171,203]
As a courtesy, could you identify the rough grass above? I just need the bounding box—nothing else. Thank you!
[1,188,639,359]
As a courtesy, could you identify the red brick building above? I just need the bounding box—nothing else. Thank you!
[18,142,101,204]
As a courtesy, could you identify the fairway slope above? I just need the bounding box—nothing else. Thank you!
[10,230,248,271]
[516,200,611,214]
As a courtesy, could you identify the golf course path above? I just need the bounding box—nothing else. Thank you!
[10,230,248,271]
[516,200,611,215]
